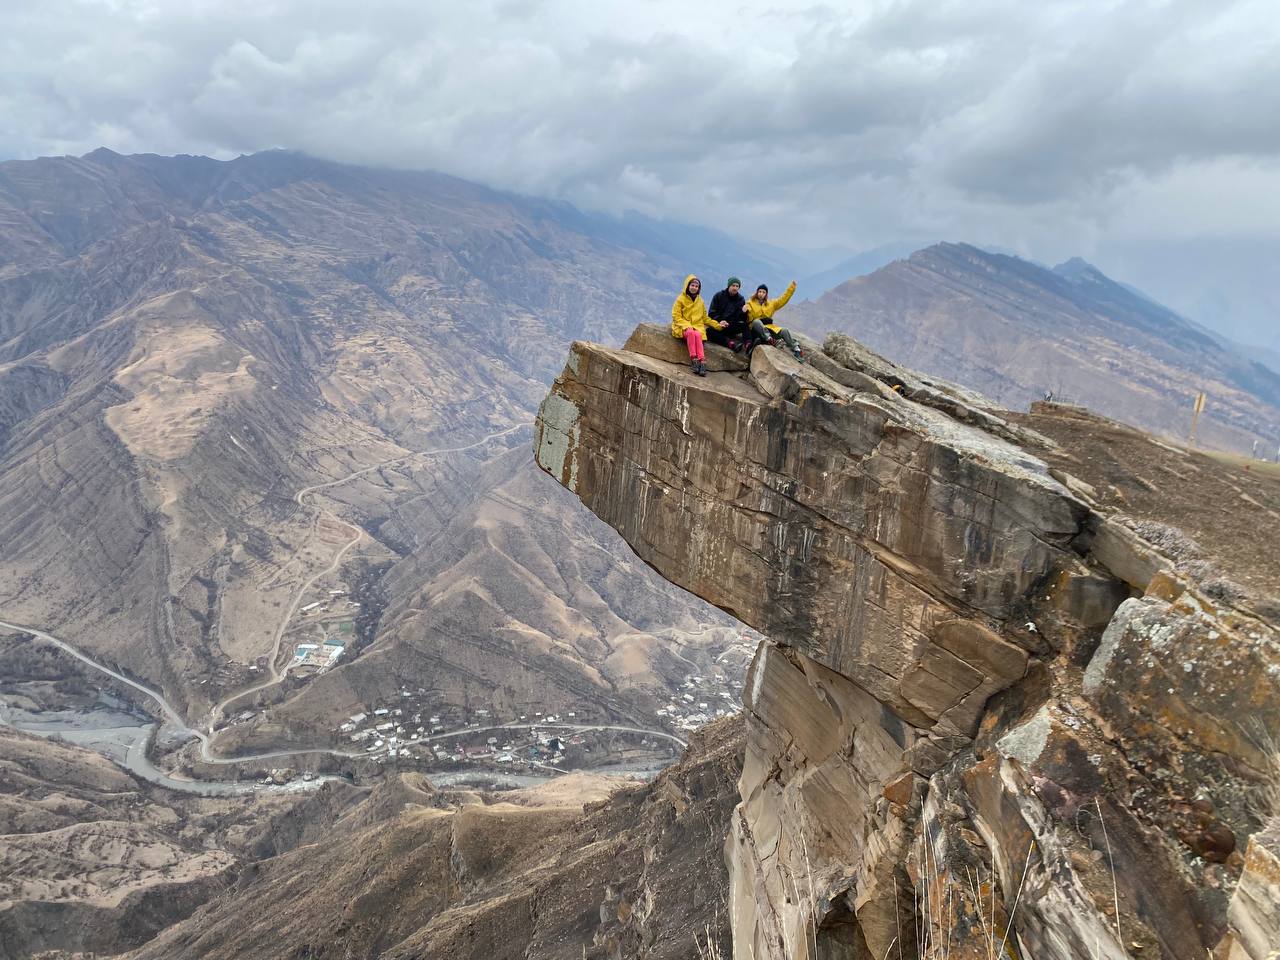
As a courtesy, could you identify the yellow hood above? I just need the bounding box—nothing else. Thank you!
[671,274,713,340]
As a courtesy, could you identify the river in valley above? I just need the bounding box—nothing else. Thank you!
[1,689,664,797]
[2,618,670,798]
[0,691,296,796]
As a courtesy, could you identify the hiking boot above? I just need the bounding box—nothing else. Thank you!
[690,358,701,375]
[696,359,708,376]
[793,347,805,363]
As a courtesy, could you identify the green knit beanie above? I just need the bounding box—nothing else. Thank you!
[727,277,741,288]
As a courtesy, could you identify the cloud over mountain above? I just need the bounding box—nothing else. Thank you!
[3,0,1278,345]
[2,3,1274,235]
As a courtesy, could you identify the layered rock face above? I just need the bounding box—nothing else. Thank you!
[535,324,1280,959]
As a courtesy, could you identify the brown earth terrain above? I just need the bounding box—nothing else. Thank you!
[0,725,351,959]
[4,664,741,960]
[0,149,739,763]
[1010,403,1280,608]
[112,718,742,960]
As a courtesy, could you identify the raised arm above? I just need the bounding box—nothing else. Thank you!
[770,281,797,312]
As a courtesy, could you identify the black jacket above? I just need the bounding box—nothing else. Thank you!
[708,288,748,334]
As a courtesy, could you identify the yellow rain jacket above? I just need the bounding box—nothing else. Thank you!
[670,274,720,341]
[745,281,797,333]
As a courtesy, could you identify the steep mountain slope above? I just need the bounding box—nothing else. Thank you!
[795,242,1280,453]
[118,719,742,960]
[213,447,732,755]
[2,705,744,960]
[0,723,352,959]
[0,149,734,752]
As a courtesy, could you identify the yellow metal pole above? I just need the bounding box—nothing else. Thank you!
[1188,392,1205,447]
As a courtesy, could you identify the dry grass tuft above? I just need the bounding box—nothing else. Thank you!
[695,919,725,960]
[1246,720,1280,828]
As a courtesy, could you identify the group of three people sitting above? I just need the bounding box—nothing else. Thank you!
[671,275,802,376]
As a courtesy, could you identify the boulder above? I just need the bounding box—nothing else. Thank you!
[622,322,750,372]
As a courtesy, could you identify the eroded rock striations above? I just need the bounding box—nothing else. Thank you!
[535,323,1280,959]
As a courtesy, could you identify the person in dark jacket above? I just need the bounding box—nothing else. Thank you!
[706,277,749,350]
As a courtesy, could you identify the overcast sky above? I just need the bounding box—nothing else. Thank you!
[3,0,1278,345]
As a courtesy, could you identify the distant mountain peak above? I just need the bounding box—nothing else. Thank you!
[800,236,1280,453]
[1053,255,1094,275]
[909,241,1010,271]
[913,240,980,260]
[1052,256,1111,285]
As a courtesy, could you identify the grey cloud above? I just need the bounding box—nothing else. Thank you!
[1,0,1278,345]
[921,2,1280,203]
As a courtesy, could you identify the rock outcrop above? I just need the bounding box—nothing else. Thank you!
[535,325,1280,959]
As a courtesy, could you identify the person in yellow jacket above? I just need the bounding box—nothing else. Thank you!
[745,281,803,362]
[671,274,725,376]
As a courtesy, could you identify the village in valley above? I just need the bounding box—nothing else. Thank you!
[217,590,757,786]
[657,670,742,732]
[289,590,357,675]
[319,631,756,780]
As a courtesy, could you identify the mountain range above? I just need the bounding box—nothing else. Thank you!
[3,147,1280,959]
[4,150,1278,757]
[4,148,1277,748]
[795,242,1280,454]
[0,148,761,756]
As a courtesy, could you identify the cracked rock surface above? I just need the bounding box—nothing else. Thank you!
[535,324,1280,960]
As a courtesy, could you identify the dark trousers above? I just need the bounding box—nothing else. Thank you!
[751,319,797,352]
[706,326,736,349]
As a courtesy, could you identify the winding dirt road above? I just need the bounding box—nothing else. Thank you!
[0,422,694,787]
[0,617,213,754]
[213,424,524,720]
[7,426,521,762]
[1,617,686,769]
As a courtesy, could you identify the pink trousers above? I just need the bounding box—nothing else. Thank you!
[683,328,705,360]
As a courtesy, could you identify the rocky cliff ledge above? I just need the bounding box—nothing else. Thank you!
[535,324,1280,960]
